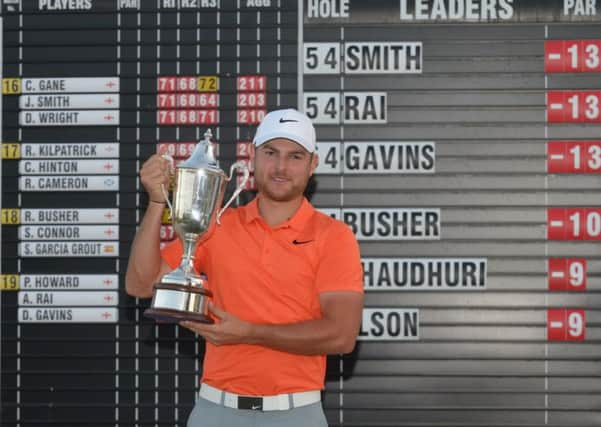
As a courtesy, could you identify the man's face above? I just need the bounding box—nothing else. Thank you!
[251,138,318,203]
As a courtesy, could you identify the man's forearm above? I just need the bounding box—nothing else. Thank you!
[247,317,357,355]
[181,291,363,355]
[125,203,165,298]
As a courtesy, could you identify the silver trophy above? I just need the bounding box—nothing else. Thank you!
[145,129,249,323]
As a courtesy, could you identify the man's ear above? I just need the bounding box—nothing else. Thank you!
[310,153,319,175]
[249,143,256,161]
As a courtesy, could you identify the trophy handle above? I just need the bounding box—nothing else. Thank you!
[216,161,250,224]
[160,154,175,220]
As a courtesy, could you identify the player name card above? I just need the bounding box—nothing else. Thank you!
[545,40,601,73]
[19,175,119,191]
[20,77,119,93]
[20,143,118,158]
[18,241,118,257]
[18,225,118,240]
[19,110,119,126]
[19,291,118,306]
[358,308,419,341]
[547,208,601,240]
[322,208,440,240]
[18,208,118,224]
[315,141,435,174]
[19,160,119,174]
[304,42,422,74]
[19,308,117,323]
[20,274,118,290]
[304,92,387,124]
[547,309,585,341]
[362,258,487,290]
[547,91,601,123]
[20,94,119,109]
[547,141,601,173]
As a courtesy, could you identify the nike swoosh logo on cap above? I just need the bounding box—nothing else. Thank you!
[279,118,298,123]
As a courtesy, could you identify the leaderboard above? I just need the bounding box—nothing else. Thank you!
[545,38,601,342]
[303,1,488,342]
[1,1,292,331]
[1,2,297,426]
[2,75,120,323]
[298,3,600,426]
[1,1,601,427]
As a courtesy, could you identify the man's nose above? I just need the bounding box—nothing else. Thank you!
[274,155,287,172]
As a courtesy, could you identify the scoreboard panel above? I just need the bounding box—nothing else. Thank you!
[2,1,601,426]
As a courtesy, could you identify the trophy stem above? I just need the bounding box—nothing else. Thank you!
[178,238,198,278]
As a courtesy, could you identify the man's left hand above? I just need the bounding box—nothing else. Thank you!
[179,303,252,346]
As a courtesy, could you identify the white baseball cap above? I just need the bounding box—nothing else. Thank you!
[252,108,316,153]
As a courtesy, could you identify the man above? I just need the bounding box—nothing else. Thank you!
[125,108,364,427]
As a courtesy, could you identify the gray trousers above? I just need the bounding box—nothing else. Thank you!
[186,396,329,427]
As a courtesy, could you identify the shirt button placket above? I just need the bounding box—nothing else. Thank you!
[262,232,272,268]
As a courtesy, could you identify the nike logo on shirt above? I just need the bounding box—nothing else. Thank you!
[292,239,313,245]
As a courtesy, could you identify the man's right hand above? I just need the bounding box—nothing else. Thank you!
[140,154,172,202]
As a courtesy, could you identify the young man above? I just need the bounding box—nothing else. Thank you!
[125,108,364,427]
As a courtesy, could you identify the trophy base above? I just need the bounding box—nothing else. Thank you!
[144,307,214,324]
[145,282,214,324]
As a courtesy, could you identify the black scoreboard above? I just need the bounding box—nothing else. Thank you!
[1,1,601,426]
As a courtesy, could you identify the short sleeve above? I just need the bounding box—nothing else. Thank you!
[315,221,363,294]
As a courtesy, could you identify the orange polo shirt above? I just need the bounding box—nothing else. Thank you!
[161,196,363,395]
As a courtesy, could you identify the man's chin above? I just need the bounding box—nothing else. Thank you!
[258,186,302,203]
